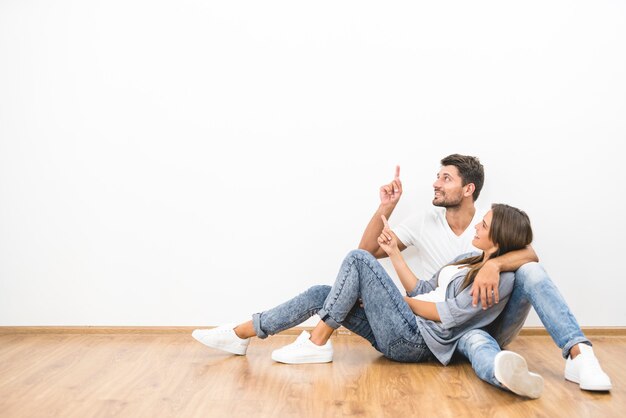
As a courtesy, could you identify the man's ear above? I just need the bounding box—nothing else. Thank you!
[464,183,475,198]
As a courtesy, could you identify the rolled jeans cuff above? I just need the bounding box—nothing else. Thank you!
[252,312,269,339]
[317,308,341,330]
[562,337,592,359]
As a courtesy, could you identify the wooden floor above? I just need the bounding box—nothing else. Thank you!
[0,332,624,418]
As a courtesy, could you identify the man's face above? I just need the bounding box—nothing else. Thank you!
[432,165,465,207]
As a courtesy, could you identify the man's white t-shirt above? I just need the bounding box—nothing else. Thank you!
[393,206,488,280]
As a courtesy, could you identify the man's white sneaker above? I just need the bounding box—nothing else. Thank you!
[564,344,612,391]
[494,351,544,399]
[192,325,250,355]
[271,331,333,364]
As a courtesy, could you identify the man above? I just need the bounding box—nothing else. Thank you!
[358,154,611,397]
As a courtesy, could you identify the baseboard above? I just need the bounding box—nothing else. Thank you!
[517,326,626,336]
[1,326,626,336]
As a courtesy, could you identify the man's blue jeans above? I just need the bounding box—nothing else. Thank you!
[252,250,433,363]
[456,262,591,390]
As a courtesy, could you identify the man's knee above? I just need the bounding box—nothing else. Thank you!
[515,262,550,289]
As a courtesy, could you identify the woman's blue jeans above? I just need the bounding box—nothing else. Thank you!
[456,262,591,391]
[252,249,433,363]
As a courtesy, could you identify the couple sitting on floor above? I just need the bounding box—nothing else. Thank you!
[192,154,612,399]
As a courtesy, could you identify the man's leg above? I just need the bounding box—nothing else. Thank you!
[457,329,543,398]
[488,262,611,390]
[490,262,588,355]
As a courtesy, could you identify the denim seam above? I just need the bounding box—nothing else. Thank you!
[388,337,430,362]
[319,255,357,326]
[390,337,428,350]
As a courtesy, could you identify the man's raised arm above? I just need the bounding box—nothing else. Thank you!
[358,166,407,259]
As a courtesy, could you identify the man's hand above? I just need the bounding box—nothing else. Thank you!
[470,261,501,309]
[379,165,403,206]
[377,215,399,256]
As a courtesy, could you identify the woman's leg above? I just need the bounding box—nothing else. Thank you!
[238,255,382,345]
[337,303,379,350]
[316,249,430,361]
[192,285,332,355]
[251,284,332,339]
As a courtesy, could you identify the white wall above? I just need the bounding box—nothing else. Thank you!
[1,1,625,327]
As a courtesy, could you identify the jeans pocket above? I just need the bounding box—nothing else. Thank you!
[388,337,431,363]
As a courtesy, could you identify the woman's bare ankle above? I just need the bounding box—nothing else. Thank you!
[234,321,256,339]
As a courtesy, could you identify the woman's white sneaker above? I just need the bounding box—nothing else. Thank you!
[494,350,544,399]
[192,325,250,355]
[564,344,612,391]
[271,331,333,364]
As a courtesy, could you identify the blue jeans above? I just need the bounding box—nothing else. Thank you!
[457,262,591,391]
[253,249,433,363]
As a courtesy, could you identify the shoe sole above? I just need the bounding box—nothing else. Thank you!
[564,371,612,391]
[271,352,333,364]
[191,331,248,355]
[494,351,544,399]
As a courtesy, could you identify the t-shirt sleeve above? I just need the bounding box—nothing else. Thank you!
[393,211,424,248]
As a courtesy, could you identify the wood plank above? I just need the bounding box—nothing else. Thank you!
[0,333,624,417]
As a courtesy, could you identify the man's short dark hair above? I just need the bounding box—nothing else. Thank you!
[440,154,484,201]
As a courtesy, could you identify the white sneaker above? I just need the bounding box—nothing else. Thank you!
[564,344,612,391]
[192,325,250,355]
[271,331,333,364]
[494,351,544,399]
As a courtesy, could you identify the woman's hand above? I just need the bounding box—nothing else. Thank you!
[377,215,400,256]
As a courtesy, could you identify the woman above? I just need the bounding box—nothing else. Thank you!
[192,203,543,398]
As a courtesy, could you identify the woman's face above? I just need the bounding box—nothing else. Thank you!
[473,210,497,253]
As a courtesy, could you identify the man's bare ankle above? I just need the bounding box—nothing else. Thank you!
[569,344,581,359]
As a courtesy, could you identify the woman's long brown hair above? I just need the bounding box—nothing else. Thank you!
[453,204,533,291]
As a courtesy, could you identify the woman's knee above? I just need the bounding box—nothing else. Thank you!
[345,249,377,263]
[344,249,387,281]
[304,285,332,304]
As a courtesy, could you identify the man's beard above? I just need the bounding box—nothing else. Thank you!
[432,191,463,208]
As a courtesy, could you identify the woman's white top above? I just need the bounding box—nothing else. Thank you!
[414,265,469,302]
